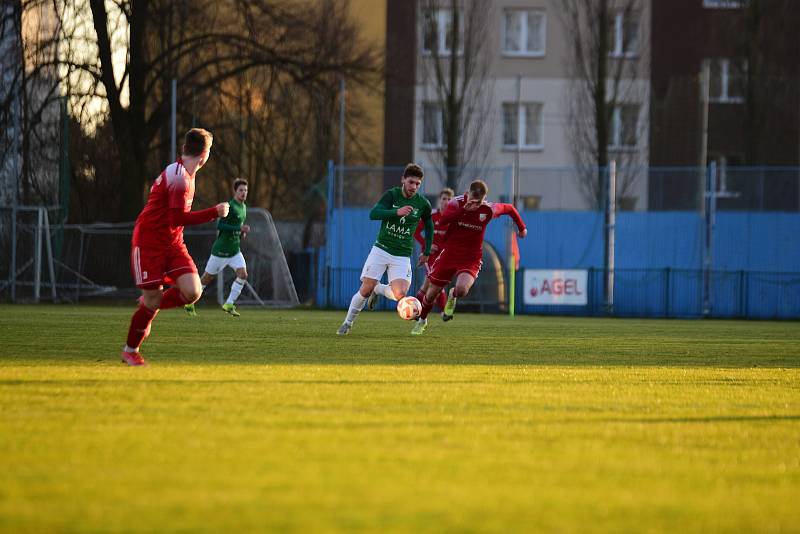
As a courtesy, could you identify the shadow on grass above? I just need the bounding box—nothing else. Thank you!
[3,352,800,368]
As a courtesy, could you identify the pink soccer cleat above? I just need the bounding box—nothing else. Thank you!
[120,350,147,366]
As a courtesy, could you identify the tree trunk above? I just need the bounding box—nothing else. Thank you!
[595,0,609,209]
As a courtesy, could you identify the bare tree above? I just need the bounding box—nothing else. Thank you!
[738,0,800,165]
[56,0,380,220]
[418,0,494,191]
[560,0,648,209]
[0,0,64,207]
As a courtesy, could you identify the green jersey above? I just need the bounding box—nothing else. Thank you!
[369,187,433,257]
[211,198,247,258]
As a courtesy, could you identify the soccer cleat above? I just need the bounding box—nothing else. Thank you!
[222,303,240,317]
[411,320,427,336]
[336,322,352,335]
[120,350,146,366]
[442,311,454,322]
[184,303,197,317]
[443,292,457,318]
[367,291,378,311]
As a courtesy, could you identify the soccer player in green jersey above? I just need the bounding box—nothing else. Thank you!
[336,163,434,335]
[185,178,250,317]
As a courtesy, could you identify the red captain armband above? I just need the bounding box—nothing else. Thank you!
[168,206,218,227]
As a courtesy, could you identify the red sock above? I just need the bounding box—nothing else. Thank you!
[159,287,188,309]
[126,305,158,350]
[419,293,435,320]
[436,289,447,311]
[415,289,426,301]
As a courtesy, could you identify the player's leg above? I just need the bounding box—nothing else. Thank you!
[369,249,409,307]
[222,253,247,316]
[159,245,202,309]
[338,277,378,335]
[444,271,477,319]
[123,245,165,365]
[412,281,446,335]
[412,258,455,335]
[415,277,431,303]
[186,255,223,316]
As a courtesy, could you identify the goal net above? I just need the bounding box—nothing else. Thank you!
[0,206,299,307]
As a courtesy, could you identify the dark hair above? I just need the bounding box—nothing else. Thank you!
[233,178,248,191]
[440,187,455,197]
[469,179,488,199]
[403,163,424,179]
[183,128,213,156]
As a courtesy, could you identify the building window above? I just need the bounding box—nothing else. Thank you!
[422,102,445,147]
[707,58,746,103]
[609,104,639,149]
[608,11,639,57]
[502,102,544,149]
[503,10,546,56]
[703,0,744,8]
[422,9,462,56]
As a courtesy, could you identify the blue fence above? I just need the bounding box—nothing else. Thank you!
[318,208,800,319]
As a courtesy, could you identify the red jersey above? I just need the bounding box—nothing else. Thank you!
[438,194,526,262]
[132,159,196,248]
[414,209,449,253]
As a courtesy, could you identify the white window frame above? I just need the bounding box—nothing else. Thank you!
[609,11,639,58]
[609,104,639,151]
[502,102,544,151]
[421,9,463,57]
[703,0,745,8]
[707,58,746,104]
[502,9,546,58]
[421,102,445,149]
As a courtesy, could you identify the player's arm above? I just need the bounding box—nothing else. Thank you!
[438,198,464,225]
[493,203,527,237]
[369,190,411,219]
[413,219,425,248]
[167,168,229,226]
[169,203,228,227]
[421,205,433,256]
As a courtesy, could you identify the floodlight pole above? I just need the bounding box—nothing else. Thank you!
[604,161,617,313]
[698,61,710,212]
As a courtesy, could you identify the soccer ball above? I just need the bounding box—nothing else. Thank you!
[397,296,422,320]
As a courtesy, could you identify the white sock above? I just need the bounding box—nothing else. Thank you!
[345,292,368,324]
[418,317,427,324]
[374,282,398,301]
[226,278,245,305]
[123,345,137,353]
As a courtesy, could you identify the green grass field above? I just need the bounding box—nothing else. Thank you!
[1,305,799,532]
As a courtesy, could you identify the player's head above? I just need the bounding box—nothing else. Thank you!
[401,163,424,197]
[233,178,248,202]
[438,187,454,210]
[466,180,488,210]
[182,128,213,167]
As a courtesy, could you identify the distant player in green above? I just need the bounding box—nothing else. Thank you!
[337,163,434,335]
[185,178,250,317]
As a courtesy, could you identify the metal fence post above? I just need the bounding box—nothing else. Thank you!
[324,160,335,308]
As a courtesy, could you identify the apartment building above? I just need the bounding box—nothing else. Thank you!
[385,0,651,210]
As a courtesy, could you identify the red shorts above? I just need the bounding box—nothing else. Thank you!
[424,250,441,273]
[130,242,197,289]
[427,250,482,287]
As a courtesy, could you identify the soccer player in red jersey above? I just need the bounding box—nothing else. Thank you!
[411,179,527,335]
[121,128,230,366]
[409,187,454,319]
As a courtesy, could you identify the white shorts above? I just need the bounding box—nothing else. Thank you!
[360,246,412,284]
[204,252,246,275]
